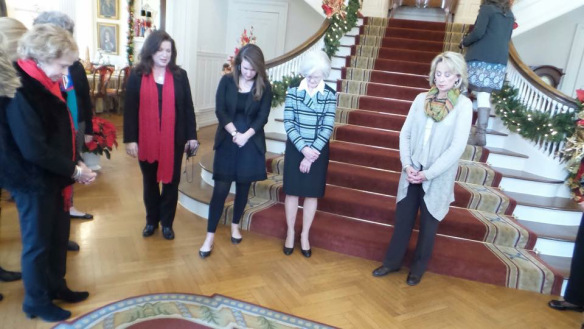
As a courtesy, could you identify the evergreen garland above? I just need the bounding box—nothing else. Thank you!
[271,73,303,108]
[127,0,135,66]
[323,0,360,58]
[491,83,575,144]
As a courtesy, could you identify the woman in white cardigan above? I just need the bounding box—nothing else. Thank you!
[372,52,472,286]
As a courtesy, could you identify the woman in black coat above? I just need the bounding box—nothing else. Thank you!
[0,24,96,322]
[123,30,198,240]
[198,44,272,258]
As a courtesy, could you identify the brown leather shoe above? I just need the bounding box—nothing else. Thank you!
[372,266,399,277]
[406,273,422,286]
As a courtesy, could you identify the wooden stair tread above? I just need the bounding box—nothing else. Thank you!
[199,151,281,173]
[516,219,578,242]
[486,129,507,136]
[505,191,580,211]
[485,147,528,158]
[538,254,571,279]
[491,167,564,184]
[265,131,287,142]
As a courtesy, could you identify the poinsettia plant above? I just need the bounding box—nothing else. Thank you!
[224,26,257,74]
[82,117,118,159]
[322,0,346,19]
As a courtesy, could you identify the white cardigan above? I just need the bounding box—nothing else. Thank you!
[397,92,473,221]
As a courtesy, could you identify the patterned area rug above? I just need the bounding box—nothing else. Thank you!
[52,293,336,329]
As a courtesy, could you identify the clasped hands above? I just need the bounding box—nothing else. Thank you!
[76,161,97,185]
[406,166,426,184]
[299,147,320,174]
[232,132,249,148]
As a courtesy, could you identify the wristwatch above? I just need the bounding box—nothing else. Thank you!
[231,130,238,137]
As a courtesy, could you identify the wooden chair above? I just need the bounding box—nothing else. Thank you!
[91,65,114,114]
[106,66,131,114]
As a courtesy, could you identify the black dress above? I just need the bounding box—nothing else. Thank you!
[213,91,267,183]
[283,140,329,198]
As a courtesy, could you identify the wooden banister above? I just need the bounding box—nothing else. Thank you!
[266,19,331,69]
[509,42,580,109]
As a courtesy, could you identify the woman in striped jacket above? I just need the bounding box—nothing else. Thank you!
[282,50,336,258]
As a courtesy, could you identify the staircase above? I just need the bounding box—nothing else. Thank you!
[179,16,584,296]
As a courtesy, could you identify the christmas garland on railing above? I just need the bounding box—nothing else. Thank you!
[323,0,360,58]
[127,0,135,66]
[271,73,303,108]
[491,83,575,144]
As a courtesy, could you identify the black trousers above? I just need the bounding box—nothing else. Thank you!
[565,214,584,306]
[383,183,440,276]
[207,180,251,233]
[138,144,184,228]
[12,188,69,307]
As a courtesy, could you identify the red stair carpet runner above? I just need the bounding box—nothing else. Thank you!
[219,18,562,295]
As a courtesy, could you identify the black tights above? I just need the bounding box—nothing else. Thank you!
[207,180,251,233]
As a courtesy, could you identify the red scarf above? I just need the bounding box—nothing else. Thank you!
[17,59,76,210]
[138,69,176,183]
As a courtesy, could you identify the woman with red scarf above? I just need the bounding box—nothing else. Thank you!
[0,24,96,322]
[124,31,198,240]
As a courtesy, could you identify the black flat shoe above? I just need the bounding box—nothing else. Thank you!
[0,267,22,282]
[372,266,399,277]
[548,300,584,312]
[301,248,312,258]
[55,288,89,303]
[142,224,157,237]
[283,246,294,255]
[162,226,175,240]
[406,273,422,286]
[67,240,80,251]
[231,236,242,244]
[0,293,3,301]
[199,245,213,259]
[70,213,93,220]
[23,303,71,322]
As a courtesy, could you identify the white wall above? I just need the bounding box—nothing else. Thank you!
[197,0,228,54]
[283,0,322,52]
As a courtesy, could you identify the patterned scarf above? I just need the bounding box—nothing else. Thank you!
[424,86,460,122]
[17,59,76,210]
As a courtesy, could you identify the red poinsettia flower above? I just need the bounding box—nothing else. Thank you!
[322,4,333,17]
[577,119,584,126]
[82,117,118,159]
[577,89,584,103]
[513,21,518,29]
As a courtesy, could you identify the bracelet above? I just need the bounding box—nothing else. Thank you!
[231,130,238,137]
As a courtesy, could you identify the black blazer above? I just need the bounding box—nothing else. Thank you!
[69,60,93,133]
[123,68,197,146]
[0,64,76,193]
[213,74,272,154]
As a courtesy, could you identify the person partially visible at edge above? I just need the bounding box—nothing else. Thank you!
[124,30,199,241]
[33,12,95,254]
[282,50,336,258]
[198,44,273,258]
[461,0,514,146]
[0,24,24,304]
[0,23,97,322]
[548,202,584,315]
[372,52,472,286]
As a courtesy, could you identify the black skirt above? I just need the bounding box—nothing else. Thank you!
[283,139,329,198]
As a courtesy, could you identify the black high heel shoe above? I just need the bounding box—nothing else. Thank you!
[199,245,213,259]
[231,236,242,244]
[54,288,89,303]
[23,303,71,322]
[301,248,312,258]
[283,245,294,255]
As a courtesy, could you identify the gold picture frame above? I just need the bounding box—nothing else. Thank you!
[97,0,119,19]
[97,23,119,55]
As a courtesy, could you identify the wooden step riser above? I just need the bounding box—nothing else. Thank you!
[499,176,571,198]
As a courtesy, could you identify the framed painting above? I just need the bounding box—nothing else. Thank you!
[97,0,119,19]
[97,23,118,55]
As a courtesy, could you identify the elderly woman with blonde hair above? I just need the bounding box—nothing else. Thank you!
[372,51,472,286]
[0,24,96,322]
[282,50,336,257]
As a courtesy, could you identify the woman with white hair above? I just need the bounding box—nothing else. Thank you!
[372,52,472,285]
[1,24,96,322]
[282,50,336,257]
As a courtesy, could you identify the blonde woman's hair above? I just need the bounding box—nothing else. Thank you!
[299,50,331,78]
[428,51,468,92]
[18,23,79,64]
[0,32,21,98]
[0,17,28,61]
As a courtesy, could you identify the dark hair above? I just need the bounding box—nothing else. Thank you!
[233,44,267,101]
[135,30,179,75]
[483,0,512,12]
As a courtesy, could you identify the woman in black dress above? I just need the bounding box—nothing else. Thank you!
[199,44,272,258]
[282,51,336,257]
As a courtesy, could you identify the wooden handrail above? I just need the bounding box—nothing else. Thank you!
[509,42,580,109]
[266,19,331,69]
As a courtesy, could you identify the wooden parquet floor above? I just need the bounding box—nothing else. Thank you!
[0,114,582,329]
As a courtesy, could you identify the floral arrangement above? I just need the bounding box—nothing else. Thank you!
[322,0,346,18]
[224,26,257,74]
[560,89,584,201]
[83,117,118,159]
